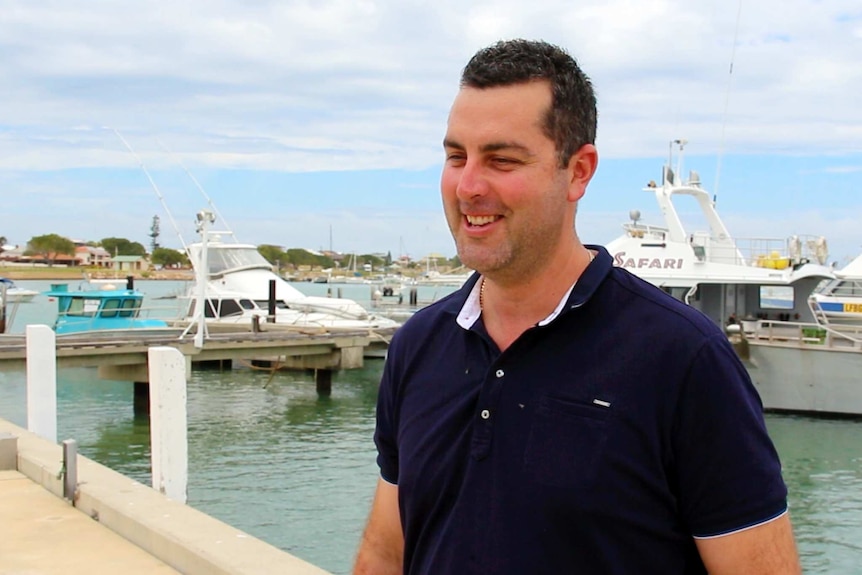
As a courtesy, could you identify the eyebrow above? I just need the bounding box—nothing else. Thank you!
[442,138,533,156]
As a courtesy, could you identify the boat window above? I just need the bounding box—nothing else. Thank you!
[66,297,99,317]
[218,299,243,318]
[832,280,862,297]
[239,299,256,310]
[254,300,289,309]
[205,246,272,275]
[119,298,140,318]
[66,298,84,316]
[100,299,121,318]
[760,286,794,309]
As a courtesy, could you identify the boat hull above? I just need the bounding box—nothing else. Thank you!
[5,291,38,303]
[744,342,862,416]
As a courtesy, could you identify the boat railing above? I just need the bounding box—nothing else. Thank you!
[619,225,823,270]
[733,235,828,269]
[621,223,668,241]
[748,319,862,350]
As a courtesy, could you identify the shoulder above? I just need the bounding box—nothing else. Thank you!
[575,246,719,343]
[597,265,722,340]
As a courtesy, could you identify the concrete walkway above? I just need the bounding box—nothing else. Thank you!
[0,469,182,574]
[1,418,332,575]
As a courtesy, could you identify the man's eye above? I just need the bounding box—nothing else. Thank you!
[493,157,518,166]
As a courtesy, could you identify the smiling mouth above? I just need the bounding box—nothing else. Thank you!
[465,215,500,226]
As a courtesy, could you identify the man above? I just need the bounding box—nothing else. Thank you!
[354,39,801,574]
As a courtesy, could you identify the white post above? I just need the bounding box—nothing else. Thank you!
[148,346,188,503]
[194,223,209,348]
[25,325,57,443]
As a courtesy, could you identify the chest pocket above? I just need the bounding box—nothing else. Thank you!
[523,395,612,489]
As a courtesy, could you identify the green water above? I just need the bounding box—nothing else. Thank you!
[1,279,861,573]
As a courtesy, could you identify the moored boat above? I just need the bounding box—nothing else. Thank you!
[809,253,862,325]
[178,212,400,342]
[605,141,862,416]
[44,277,172,335]
[0,278,39,304]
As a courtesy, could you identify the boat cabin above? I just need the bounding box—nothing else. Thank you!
[45,278,168,335]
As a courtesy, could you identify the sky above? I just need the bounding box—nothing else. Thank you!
[1,0,860,264]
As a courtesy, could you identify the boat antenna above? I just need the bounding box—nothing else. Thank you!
[714,0,743,204]
[110,128,190,253]
[156,139,238,242]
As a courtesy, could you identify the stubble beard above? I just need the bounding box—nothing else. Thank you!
[455,224,563,282]
[447,185,572,280]
[455,234,513,277]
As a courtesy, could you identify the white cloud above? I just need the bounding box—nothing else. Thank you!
[0,0,860,256]
[1,0,860,172]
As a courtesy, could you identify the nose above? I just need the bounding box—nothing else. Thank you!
[454,159,487,201]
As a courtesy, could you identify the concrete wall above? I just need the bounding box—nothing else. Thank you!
[0,417,333,575]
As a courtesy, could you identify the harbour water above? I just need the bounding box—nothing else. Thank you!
[1,279,861,573]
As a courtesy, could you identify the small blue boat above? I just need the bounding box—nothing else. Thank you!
[44,277,170,335]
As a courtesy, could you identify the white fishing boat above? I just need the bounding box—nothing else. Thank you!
[0,278,39,304]
[606,141,862,416]
[809,253,862,325]
[179,211,400,341]
[413,258,473,287]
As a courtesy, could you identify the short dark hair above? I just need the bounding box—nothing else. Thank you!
[460,39,597,168]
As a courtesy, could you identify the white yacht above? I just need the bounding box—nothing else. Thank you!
[0,278,39,304]
[180,238,400,336]
[810,253,862,325]
[606,142,862,416]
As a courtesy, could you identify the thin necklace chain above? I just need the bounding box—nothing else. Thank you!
[480,249,595,312]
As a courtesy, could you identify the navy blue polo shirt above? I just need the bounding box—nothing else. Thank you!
[375,245,788,575]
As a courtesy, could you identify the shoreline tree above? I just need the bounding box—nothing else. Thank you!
[100,237,147,257]
[25,234,75,266]
[151,247,188,268]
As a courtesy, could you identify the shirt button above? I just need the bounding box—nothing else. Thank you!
[495,369,504,378]
[480,409,490,420]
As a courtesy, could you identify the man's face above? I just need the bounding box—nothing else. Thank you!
[441,81,583,279]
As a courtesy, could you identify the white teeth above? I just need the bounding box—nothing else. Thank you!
[466,215,497,226]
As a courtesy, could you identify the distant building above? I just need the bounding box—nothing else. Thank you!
[111,255,150,273]
[75,246,112,267]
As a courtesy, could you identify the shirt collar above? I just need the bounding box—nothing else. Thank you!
[454,245,611,330]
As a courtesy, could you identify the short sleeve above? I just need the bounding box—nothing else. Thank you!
[374,344,400,484]
[673,334,788,537]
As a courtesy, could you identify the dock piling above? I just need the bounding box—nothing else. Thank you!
[268,279,276,323]
[25,325,57,443]
[148,346,188,503]
[315,369,332,396]
[133,381,150,416]
[0,282,6,333]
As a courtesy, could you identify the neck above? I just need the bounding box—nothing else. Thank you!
[480,246,593,350]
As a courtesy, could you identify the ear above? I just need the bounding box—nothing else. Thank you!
[566,144,599,202]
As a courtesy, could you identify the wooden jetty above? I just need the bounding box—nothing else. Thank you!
[0,326,388,399]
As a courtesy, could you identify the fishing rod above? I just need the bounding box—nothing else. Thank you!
[714,0,744,204]
[110,128,192,254]
[156,139,237,242]
[111,128,227,347]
